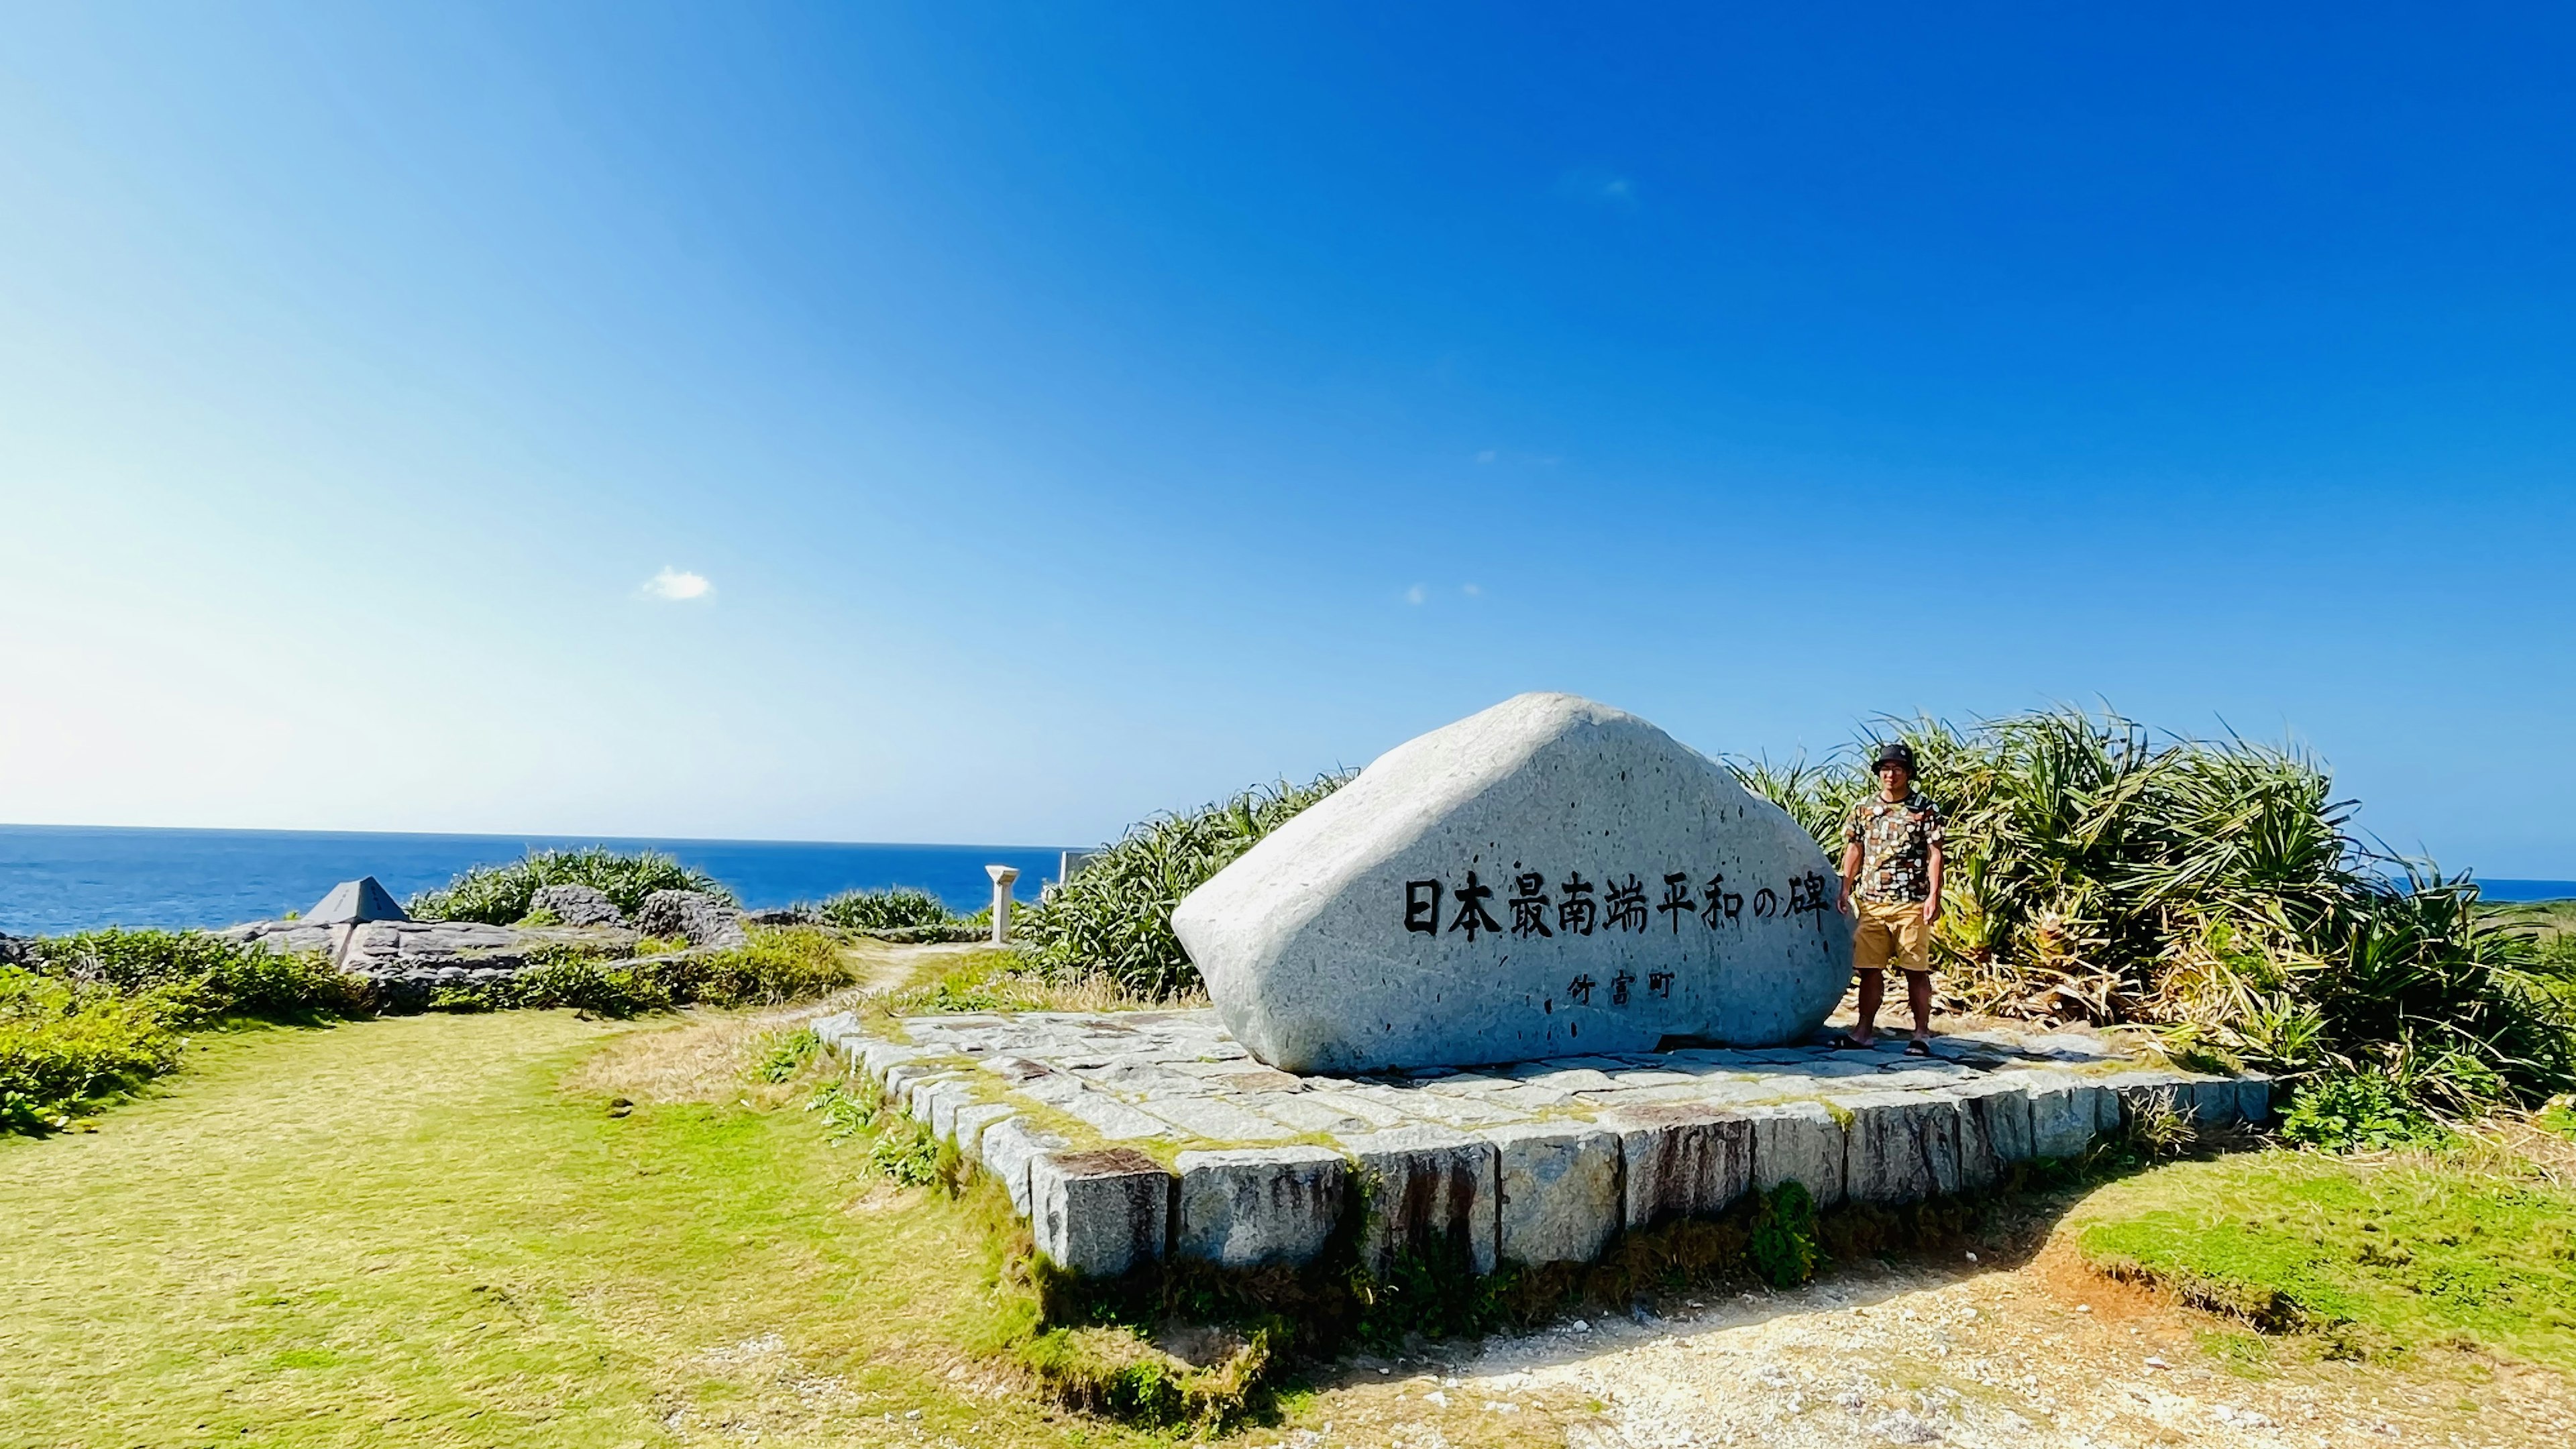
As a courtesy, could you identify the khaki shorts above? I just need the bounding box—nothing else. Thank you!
[1853,898,1931,973]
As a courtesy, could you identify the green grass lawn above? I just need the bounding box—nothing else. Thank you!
[0,1011,1146,1449]
[2072,1150,2576,1372]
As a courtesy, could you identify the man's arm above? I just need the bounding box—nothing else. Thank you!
[1838,839,1863,914]
[1922,840,1945,924]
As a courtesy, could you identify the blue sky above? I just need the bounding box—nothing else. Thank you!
[2,5,2571,875]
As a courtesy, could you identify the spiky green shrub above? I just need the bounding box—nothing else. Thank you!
[1733,708,2576,1113]
[1014,772,1354,997]
[806,887,953,932]
[407,847,731,924]
[30,929,365,1022]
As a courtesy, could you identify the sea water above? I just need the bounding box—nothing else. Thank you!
[0,824,1074,936]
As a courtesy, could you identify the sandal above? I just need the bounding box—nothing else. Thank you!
[1831,1034,1877,1050]
[1903,1038,1932,1057]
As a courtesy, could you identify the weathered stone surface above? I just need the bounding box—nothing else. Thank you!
[981,1118,1066,1216]
[1605,1104,1754,1230]
[1840,1092,1962,1203]
[823,1008,2271,1281]
[1142,1095,1301,1142]
[1171,693,1854,1073]
[1483,1122,1621,1267]
[1173,1146,1346,1268]
[2178,1076,2246,1128]
[953,1103,1015,1158]
[1948,1077,2037,1191]
[1346,1126,1499,1276]
[1743,1101,1846,1207]
[2019,1073,2109,1160]
[530,884,624,926]
[2237,1074,2274,1126]
[308,876,407,924]
[2105,1071,2195,1130]
[220,918,640,988]
[919,1079,977,1140]
[1030,1149,1171,1278]
[635,890,749,949]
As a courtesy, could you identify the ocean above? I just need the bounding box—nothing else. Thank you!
[1,822,2567,938]
[0,824,1075,936]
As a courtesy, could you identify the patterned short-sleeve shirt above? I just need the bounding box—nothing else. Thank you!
[1845,792,1945,904]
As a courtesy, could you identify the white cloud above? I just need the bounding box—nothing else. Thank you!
[645,567,713,601]
[1405,584,1428,605]
[1558,168,1638,207]
[1462,583,1482,597]
[1474,449,1497,464]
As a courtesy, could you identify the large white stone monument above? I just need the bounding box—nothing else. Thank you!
[1171,693,1854,1073]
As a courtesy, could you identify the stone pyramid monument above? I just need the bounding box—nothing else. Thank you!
[1172,693,1854,1073]
[307,876,408,925]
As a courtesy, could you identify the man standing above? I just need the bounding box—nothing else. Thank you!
[1836,741,1945,1053]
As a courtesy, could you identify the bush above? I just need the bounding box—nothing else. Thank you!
[806,887,953,932]
[407,847,731,924]
[690,927,861,1006]
[29,929,364,1022]
[1735,708,2576,1114]
[1015,772,1353,997]
[2279,1072,2450,1152]
[425,927,857,1018]
[0,968,187,1128]
[1748,1181,1821,1287]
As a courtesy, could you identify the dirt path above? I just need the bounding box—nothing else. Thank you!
[1285,1244,2573,1449]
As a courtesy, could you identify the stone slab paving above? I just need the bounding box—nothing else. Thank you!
[810,1008,2267,1281]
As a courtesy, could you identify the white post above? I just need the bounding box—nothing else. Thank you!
[985,865,1020,946]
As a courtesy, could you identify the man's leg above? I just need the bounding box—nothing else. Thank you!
[1898,905,1934,1042]
[1851,967,1886,1044]
[1849,904,1892,1044]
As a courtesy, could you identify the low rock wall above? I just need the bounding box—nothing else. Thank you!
[813,1009,2268,1281]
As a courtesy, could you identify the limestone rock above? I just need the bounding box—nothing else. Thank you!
[1949,1076,2037,1191]
[1839,1092,1962,1203]
[1484,1122,1621,1266]
[1346,1126,1499,1277]
[1743,1101,1847,1207]
[2019,1072,2112,1159]
[1172,1146,1346,1268]
[981,1118,1067,1217]
[1173,693,1852,1073]
[1030,1149,1171,1278]
[1605,1104,1754,1230]
[530,884,624,927]
[635,890,748,949]
[2236,1074,2274,1126]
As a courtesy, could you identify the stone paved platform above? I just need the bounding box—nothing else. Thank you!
[810,1009,2267,1281]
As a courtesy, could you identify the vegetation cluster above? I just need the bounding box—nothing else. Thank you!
[1,930,365,1132]
[1735,707,2576,1121]
[1013,772,1352,997]
[421,928,859,1018]
[0,912,860,1132]
[405,847,731,924]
